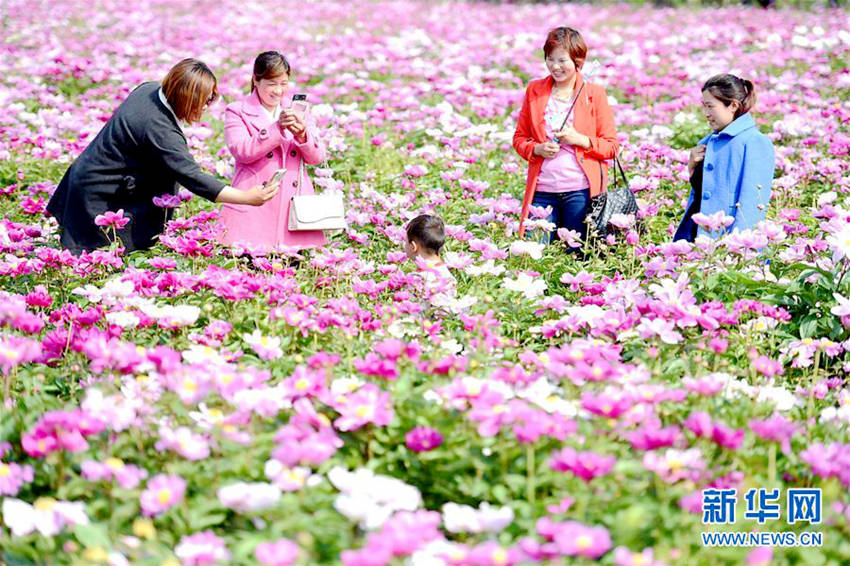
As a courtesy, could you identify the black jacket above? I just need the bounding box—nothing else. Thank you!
[46,82,225,252]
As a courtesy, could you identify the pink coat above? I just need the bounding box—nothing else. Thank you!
[218,89,327,251]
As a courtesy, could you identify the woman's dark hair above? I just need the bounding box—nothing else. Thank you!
[406,214,446,254]
[702,74,757,118]
[162,58,218,124]
[251,51,291,91]
[543,27,587,70]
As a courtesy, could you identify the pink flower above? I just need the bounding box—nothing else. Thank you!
[541,519,612,559]
[255,539,300,566]
[747,546,773,566]
[175,530,230,566]
[332,384,394,432]
[692,211,734,232]
[549,447,616,482]
[80,458,148,489]
[140,474,186,517]
[405,426,443,453]
[94,209,130,229]
[0,461,34,496]
[613,546,665,566]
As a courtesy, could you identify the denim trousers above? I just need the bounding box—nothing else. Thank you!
[530,189,590,245]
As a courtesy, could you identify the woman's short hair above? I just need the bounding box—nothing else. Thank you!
[161,58,218,124]
[543,27,587,70]
[702,74,758,118]
[251,51,291,92]
[406,214,446,254]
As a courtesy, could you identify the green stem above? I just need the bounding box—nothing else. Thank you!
[768,443,777,487]
[808,349,821,422]
[526,444,536,505]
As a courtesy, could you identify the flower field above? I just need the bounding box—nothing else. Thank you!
[1,1,850,564]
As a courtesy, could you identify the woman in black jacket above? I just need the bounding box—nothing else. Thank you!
[47,58,278,253]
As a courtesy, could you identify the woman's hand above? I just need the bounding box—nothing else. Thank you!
[215,184,279,206]
[554,126,591,149]
[279,109,307,142]
[533,141,560,159]
[688,144,707,175]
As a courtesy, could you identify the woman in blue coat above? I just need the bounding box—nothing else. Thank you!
[674,74,775,241]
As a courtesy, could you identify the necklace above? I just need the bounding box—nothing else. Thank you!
[552,86,574,101]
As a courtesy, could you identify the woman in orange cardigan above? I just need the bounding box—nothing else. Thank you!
[513,27,619,245]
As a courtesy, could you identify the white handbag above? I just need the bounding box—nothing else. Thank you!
[288,158,347,231]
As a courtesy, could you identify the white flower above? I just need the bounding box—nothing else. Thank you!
[502,273,547,300]
[2,498,88,537]
[608,213,636,229]
[328,467,421,529]
[217,482,281,513]
[465,260,506,277]
[105,310,140,329]
[826,225,850,261]
[442,502,514,534]
[509,240,545,260]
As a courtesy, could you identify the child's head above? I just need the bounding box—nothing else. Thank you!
[405,214,445,260]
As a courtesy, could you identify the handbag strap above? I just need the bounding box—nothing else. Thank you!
[611,154,628,188]
[297,158,304,196]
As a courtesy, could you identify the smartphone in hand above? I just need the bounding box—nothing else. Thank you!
[265,168,287,187]
[291,93,308,117]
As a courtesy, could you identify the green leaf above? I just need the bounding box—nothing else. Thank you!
[74,522,111,549]
[799,317,819,339]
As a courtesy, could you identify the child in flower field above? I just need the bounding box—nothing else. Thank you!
[405,214,458,313]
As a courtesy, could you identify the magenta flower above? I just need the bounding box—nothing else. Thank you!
[93,209,130,229]
[749,413,797,454]
[140,473,186,517]
[255,539,300,566]
[405,426,443,453]
[580,392,634,419]
[549,447,616,482]
[152,193,182,208]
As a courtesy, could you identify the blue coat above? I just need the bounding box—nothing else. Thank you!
[675,112,775,240]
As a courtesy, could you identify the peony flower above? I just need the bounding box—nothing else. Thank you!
[502,273,547,300]
[175,530,230,566]
[94,209,130,229]
[217,482,281,513]
[1,497,89,537]
[255,539,300,566]
[140,474,186,517]
[405,426,443,453]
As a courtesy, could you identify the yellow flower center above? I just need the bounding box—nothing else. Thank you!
[182,379,197,392]
[157,489,172,505]
[0,464,10,477]
[668,459,683,471]
[295,378,310,391]
[576,535,593,550]
[492,548,508,564]
[355,405,372,418]
[34,497,56,511]
[105,458,125,471]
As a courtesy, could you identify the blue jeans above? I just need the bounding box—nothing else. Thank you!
[530,189,590,246]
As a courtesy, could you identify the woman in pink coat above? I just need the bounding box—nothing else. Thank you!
[219,51,327,252]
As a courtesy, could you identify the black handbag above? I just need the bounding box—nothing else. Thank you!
[587,156,638,237]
